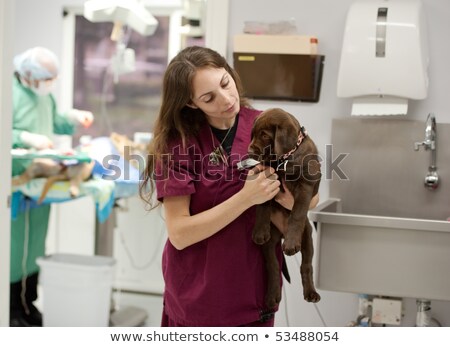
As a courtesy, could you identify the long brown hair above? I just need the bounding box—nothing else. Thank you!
[140,46,250,207]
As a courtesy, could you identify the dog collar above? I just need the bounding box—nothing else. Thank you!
[274,126,307,172]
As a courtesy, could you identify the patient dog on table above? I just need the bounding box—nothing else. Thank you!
[243,108,321,309]
[12,158,94,204]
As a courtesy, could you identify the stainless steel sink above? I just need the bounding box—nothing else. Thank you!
[309,198,450,301]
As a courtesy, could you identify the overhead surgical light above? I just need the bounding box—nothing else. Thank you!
[83,0,158,37]
[83,0,159,83]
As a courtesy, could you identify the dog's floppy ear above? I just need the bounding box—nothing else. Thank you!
[274,120,297,156]
[274,125,286,156]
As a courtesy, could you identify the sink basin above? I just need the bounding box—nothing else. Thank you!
[309,198,450,301]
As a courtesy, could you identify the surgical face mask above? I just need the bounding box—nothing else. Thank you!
[21,76,55,96]
[31,80,55,96]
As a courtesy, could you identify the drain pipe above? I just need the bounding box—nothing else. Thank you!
[416,299,442,327]
[348,294,372,327]
[356,294,371,327]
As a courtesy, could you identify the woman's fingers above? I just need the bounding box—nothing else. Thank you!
[243,166,281,204]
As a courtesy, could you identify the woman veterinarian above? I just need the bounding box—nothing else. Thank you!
[141,46,318,327]
[10,47,93,326]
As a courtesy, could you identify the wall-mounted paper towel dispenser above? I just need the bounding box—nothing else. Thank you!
[337,0,429,115]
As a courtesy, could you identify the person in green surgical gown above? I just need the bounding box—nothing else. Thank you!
[10,46,94,327]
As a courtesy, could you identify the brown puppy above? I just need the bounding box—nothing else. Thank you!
[12,158,94,204]
[248,108,321,309]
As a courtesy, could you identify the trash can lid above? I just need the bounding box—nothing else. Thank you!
[37,253,116,268]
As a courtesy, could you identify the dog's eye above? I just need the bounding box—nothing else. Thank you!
[261,133,271,140]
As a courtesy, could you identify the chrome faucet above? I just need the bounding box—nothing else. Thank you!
[414,113,439,190]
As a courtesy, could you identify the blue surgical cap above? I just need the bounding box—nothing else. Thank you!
[13,47,59,80]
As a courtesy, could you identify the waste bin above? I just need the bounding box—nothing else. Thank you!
[37,253,116,327]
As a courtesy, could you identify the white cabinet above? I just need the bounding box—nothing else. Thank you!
[113,196,166,294]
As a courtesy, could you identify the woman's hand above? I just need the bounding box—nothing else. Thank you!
[309,193,320,210]
[20,131,53,150]
[274,181,320,211]
[271,183,320,234]
[274,181,295,210]
[240,165,280,206]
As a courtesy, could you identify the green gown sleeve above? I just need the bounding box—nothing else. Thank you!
[50,95,76,135]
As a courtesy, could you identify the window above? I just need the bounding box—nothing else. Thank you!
[63,1,229,146]
[71,15,170,145]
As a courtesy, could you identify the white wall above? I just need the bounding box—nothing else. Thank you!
[9,0,450,326]
[12,0,87,104]
[228,0,450,327]
[0,0,14,327]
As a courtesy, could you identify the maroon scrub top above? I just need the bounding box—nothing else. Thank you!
[155,107,280,326]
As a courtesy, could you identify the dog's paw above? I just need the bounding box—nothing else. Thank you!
[69,186,80,198]
[304,290,321,303]
[282,239,301,256]
[252,231,271,245]
[265,290,282,309]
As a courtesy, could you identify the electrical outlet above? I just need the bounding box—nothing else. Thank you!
[371,298,402,325]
